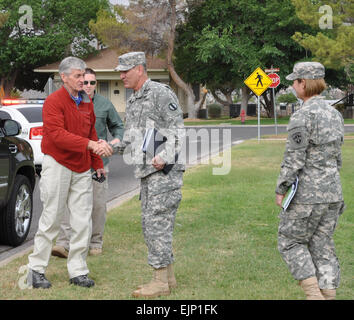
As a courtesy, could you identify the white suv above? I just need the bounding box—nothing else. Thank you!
[0,99,44,175]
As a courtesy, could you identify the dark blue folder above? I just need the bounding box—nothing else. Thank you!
[142,128,178,174]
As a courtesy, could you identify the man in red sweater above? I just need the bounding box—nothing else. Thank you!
[27,57,112,289]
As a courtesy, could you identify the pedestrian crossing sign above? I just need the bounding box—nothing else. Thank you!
[244,67,272,96]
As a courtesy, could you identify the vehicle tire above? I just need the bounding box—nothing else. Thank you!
[0,175,33,246]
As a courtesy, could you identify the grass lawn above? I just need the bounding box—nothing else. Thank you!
[0,139,353,300]
[184,116,354,126]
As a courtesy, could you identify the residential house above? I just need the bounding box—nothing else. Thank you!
[34,48,189,119]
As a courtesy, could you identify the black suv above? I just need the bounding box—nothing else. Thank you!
[0,118,36,246]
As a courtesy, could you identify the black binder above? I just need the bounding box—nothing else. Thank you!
[142,128,178,174]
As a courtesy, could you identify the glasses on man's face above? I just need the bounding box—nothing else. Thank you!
[83,80,96,85]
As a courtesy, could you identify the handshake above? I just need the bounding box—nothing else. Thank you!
[108,140,125,155]
[88,138,125,157]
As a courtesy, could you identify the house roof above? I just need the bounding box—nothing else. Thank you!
[34,48,168,73]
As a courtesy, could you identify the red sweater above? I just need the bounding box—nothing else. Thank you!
[41,86,103,172]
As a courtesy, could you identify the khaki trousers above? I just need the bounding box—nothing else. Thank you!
[28,155,93,278]
[56,166,108,250]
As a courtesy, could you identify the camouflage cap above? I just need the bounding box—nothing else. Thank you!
[115,52,146,72]
[286,62,325,80]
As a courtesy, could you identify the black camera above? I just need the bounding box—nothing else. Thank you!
[92,172,106,183]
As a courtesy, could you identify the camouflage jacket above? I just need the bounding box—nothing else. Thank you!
[123,79,185,180]
[276,95,344,204]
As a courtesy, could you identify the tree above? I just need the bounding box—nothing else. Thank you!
[0,11,9,28]
[0,0,109,96]
[174,0,318,117]
[89,7,134,55]
[90,0,208,118]
[277,92,298,104]
[291,0,354,84]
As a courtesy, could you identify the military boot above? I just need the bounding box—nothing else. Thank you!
[321,289,336,300]
[167,263,177,289]
[299,277,325,300]
[136,264,177,290]
[132,267,170,298]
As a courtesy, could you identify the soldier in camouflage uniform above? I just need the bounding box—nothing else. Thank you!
[114,52,185,298]
[275,62,345,300]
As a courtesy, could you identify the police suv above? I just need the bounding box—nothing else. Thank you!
[0,99,44,175]
[0,99,36,246]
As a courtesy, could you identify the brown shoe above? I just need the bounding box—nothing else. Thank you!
[299,277,325,300]
[51,245,68,259]
[321,289,336,300]
[89,248,102,256]
[167,264,177,289]
[132,267,170,298]
[136,264,177,290]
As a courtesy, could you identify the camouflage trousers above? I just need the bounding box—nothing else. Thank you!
[140,171,183,269]
[278,201,345,289]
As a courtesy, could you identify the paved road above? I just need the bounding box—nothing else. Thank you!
[1,124,353,263]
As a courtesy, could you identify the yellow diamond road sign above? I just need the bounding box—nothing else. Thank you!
[244,67,272,96]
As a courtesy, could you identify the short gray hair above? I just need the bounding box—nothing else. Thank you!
[59,57,86,75]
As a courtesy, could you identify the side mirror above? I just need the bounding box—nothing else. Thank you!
[3,119,21,136]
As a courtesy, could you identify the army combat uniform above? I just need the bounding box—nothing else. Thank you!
[123,78,185,269]
[276,95,345,289]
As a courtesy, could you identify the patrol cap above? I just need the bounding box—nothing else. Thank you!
[286,62,325,80]
[115,52,146,72]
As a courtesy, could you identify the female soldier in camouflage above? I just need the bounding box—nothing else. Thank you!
[275,62,345,300]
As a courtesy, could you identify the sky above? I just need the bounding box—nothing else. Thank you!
[109,0,129,6]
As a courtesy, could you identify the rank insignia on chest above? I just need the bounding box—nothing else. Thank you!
[169,103,178,111]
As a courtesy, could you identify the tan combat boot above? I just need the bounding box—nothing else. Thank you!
[167,264,177,289]
[136,264,177,289]
[132,267,170,298]
[299,277,325,300]
[321,289,336,300]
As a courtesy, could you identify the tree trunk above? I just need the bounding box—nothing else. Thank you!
[211,90,231,106]
[167,0,203,119]
[1,70,18,97]
[262,90,274,118]
[241,86,251,114]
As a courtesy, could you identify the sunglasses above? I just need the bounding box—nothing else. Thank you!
[83,80,96,85]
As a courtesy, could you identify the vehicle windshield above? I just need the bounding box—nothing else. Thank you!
[17,107,43,123]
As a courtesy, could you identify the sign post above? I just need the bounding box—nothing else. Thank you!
[244,67,272,141]
[266,68,281,135]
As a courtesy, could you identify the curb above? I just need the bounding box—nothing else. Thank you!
[0,190,140,268]
[0,242,34,268]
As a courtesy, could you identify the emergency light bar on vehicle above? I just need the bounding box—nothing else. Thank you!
[1,99,45,106]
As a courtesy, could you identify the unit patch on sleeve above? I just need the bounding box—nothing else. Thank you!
[168,103,178,111]
[288,127,308,149]
[291,132,303,144]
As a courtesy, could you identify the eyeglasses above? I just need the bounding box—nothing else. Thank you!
[83,80,96,85]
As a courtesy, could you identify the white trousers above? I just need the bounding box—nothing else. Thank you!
[28,155,93,278]
[56,166,108,250]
